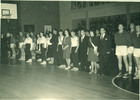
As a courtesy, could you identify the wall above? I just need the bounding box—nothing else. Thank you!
[59,2,140,30]
[20,1,60,34]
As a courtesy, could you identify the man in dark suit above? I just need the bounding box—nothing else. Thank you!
[50,29,58,65]
[79,29,90,72]
[98,27,112,76]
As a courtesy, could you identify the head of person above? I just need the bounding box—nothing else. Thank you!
[100,27,106,35]
[77,30,81,37]
[49,32,53,38]
[59,29,63,36]
[26,33,30,38]
[6,32,11,37]
[19,32,23,36]
[90,30,95,37]
[136,25,140,34]
[30,32,33,36]
[80,29,85,37]
[96,29,100,36]
[53,29,57,35]
[10,33,13,37]
[37,33,40,39]
[40,32,44,37]
[85,30,90,37]
[64,29,69,36]
[70,30,76,37]
[130,23,135,30]
[118,24,124,31]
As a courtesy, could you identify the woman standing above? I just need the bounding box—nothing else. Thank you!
[62,29,71,70]
[46,32,53,64]
[10,33,16,58]
[70,30,79,71]
[87,30,99,74]
[57,30,65,68]
[132,25,140,79]
[40,32,47,65]
[18,32,25,60]
[36,33,41,61]
[24,33,33,63]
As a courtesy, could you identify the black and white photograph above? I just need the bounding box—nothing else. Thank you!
[0,0,140,99]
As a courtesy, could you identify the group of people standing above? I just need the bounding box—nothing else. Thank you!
[1,23,140,80]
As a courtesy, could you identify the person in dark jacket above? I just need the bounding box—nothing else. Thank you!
[50,29,58,65]
[79,29,89,72]
[98,27,112,76]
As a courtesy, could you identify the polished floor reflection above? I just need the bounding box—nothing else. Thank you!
[0,61,139,99]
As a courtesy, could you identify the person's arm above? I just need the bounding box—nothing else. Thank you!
[30,38,33,51]
[75,37,79,53]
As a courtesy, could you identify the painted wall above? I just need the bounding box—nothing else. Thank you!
[59,2,140,30]
[20,1,60,34]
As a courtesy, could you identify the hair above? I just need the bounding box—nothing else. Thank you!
[64,29,70,36]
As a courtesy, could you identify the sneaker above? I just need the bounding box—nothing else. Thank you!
[61,65,66,69]
[116,72,123,77]
[65,67,71,70]
[73,67,79,71]
[89,71,93,74]
[26,59,32,63]
[133,75,139,80]
[37,59,42,62]
[58,65,63,68]
[41,61,46,65]
[46,58,51,61]
[70,67,75,71]
[123,73,129,78]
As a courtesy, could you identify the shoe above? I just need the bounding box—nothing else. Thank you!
[58,65,63,68]
[65,67,71,70]
[89,71,93,74]
[123,73,129,78]
[37,59,42,62]
[61,65,66,69]
[41,61,46,65]
[21,57,25,60]
[116,72,123,77]
[73,68,79,71]
[26,59,32,63]
[70,68,75,71]
[46,58,51,61]
[133,75,139,80]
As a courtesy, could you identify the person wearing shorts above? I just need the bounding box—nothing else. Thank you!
[115,24,130,78]
[132,25,140,79]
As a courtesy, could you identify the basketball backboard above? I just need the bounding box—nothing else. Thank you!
[1,3,17,19]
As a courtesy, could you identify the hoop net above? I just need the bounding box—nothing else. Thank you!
[2,14,12,22]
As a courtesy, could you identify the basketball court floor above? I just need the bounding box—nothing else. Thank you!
[0,60,139,99]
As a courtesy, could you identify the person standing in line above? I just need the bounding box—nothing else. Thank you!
[79,29,89,72]
[18,32,25,60]
[95,29,100,37]
[39,32,47,65]
[128,23,136,74]
[70,30,79,71]
[24,33,33,63]
[50,29,58,65]
[62,29,71,70]
[115,24,130,78]
[87,30,99,74]
[36,33,41,61]
[57,30,65,68]
[98,27,112,76]
[46,32,54,64]
[10,33,16,58]
[132,24,140,79]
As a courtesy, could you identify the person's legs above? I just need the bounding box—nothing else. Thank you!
[89,62,94,74]
[133,57,140,79]
[116,55,123,77]
[122,55,129,78]
[128,53,133,74]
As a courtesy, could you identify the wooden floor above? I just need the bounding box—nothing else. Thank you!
[0,61,139,99]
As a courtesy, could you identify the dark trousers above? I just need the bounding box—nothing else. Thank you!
[41,44,46,61]
[79,53,90,71]
[71,47,79,67]
[57,45,65,66]
[99,52,110,75]
[53,45,58,65]
[25,44,32,61]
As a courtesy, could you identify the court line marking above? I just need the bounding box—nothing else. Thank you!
[112,76,139,96]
